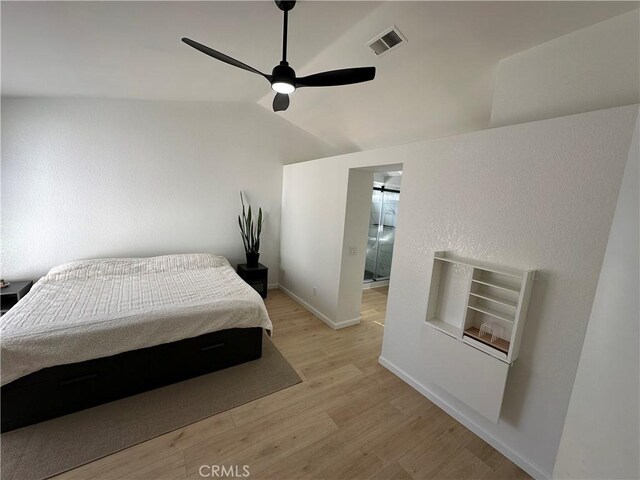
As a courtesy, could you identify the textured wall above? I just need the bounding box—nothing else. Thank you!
[554,115,639,480]
[280,105,639,477]
[1,97,333,283]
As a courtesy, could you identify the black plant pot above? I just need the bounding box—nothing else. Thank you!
[246,252,260,268]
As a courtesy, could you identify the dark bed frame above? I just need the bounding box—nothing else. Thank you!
[1,327,263,432]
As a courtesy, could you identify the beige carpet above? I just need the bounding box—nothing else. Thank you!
[1,335,301,480]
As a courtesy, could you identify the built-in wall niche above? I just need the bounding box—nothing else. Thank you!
[424,257,470,338]
[426,251,534,364]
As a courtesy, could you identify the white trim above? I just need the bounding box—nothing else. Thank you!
[363,279,390,290]
[334,317,361,329]
[378,355,551,480]
[267,283,279,290]
[278,285,360,330]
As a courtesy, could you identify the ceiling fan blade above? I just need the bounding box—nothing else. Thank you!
[182,38,271,80]
[273,93,290,112]
[296,67,375,88]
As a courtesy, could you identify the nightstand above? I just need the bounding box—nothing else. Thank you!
[236,264,268,299]
[1,280,33,316]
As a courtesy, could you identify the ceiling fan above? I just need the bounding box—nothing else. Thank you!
[182,0,376,112]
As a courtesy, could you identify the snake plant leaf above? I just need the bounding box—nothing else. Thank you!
[238,216,249,251]
[255,208,262,253]
[237,191,264,254]
[238,216,245,241]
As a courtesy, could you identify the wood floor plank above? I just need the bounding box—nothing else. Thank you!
[184,413,338,478]
[432,448,494,480]
[364,411,445,468]
[481,455,533,480]
[318,448,384,480]
[398,421,476,479]
[228,364,364,427]
[253,402,405,480]
[370,462,413,480]
[56,287,529,480]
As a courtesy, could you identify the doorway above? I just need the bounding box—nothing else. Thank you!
[364,171,402,286]
[335,164,402,327]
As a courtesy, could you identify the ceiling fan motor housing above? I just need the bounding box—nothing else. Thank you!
[271,62,296,88]
[275,1,296,12]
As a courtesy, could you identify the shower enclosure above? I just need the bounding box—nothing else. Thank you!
[364,185,400,282]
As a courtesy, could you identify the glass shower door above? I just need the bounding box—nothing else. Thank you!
[376,190,399,279]
[365,188,399,281]
[365,189,382,281]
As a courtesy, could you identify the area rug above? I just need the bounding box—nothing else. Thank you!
[1,334,301,480]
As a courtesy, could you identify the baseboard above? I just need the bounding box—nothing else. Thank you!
[278,285,360,330]
[333,317,361,329]
[363,280,390,290]
[267,283,279,290]
[378,355,551,480]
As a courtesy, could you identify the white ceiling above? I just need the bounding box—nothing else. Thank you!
[258,1,639,151]
[1,1,379,102]
[2,1,638,153]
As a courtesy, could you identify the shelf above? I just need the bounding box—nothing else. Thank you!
[469,292,517,309]
[464,327,510,354]
[426,318,459,338]
[434,255,523,278]
[428,252,535,367]
[467,305,515,324]
[472,279,520,294]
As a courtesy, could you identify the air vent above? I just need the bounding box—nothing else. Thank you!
[366,26,407,56]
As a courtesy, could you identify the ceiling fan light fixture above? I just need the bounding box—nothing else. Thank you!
[271,81,295,94]
[271,62,296,94]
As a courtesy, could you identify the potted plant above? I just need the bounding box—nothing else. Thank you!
[238,192,263,268]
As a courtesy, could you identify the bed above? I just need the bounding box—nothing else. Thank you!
[0,254,272,432]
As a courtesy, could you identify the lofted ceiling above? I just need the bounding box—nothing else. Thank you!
[2,1,638,154]
[0,1,379,102]
[257,1,639,151]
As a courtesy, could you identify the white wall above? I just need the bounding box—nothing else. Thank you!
[491,10,640,128]
[336,169,375,326]
[279,105,639,477]
[0,97,333,283]
[553,116,640,479]
[279,158,350,323]
[279,164,399,328]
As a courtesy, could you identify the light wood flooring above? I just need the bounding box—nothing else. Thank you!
[56,287,529,480]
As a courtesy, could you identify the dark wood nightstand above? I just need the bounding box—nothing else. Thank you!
[236,264,268,299]
[1,280,33,316]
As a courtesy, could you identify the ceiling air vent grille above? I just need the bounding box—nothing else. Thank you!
[366,26,406,56]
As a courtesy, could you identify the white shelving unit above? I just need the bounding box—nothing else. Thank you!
[425,251,534,364]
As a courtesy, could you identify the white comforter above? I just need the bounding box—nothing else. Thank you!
[0,254,272,385]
